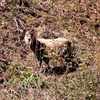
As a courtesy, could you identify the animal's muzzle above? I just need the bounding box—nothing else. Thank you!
[28,38,31,41]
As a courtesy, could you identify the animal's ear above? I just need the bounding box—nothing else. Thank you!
[30,29,34,35]
[30,29,34,32]
[23,29,26,34]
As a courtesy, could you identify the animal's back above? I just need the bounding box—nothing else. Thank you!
[37,38,71,50]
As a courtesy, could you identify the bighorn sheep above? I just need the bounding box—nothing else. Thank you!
[24,29,72,68]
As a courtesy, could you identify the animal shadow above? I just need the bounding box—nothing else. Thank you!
[43,66,66,75]
[44,59,80,75]
[44,43,81,75]
[52,66,66,75]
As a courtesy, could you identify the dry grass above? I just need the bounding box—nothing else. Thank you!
[0,0,100,100]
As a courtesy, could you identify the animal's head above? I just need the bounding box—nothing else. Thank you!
[24,29,35,45]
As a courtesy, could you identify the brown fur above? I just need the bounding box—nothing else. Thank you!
[24,29,72,67]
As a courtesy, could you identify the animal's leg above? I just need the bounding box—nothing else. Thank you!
[38,60,44,73]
